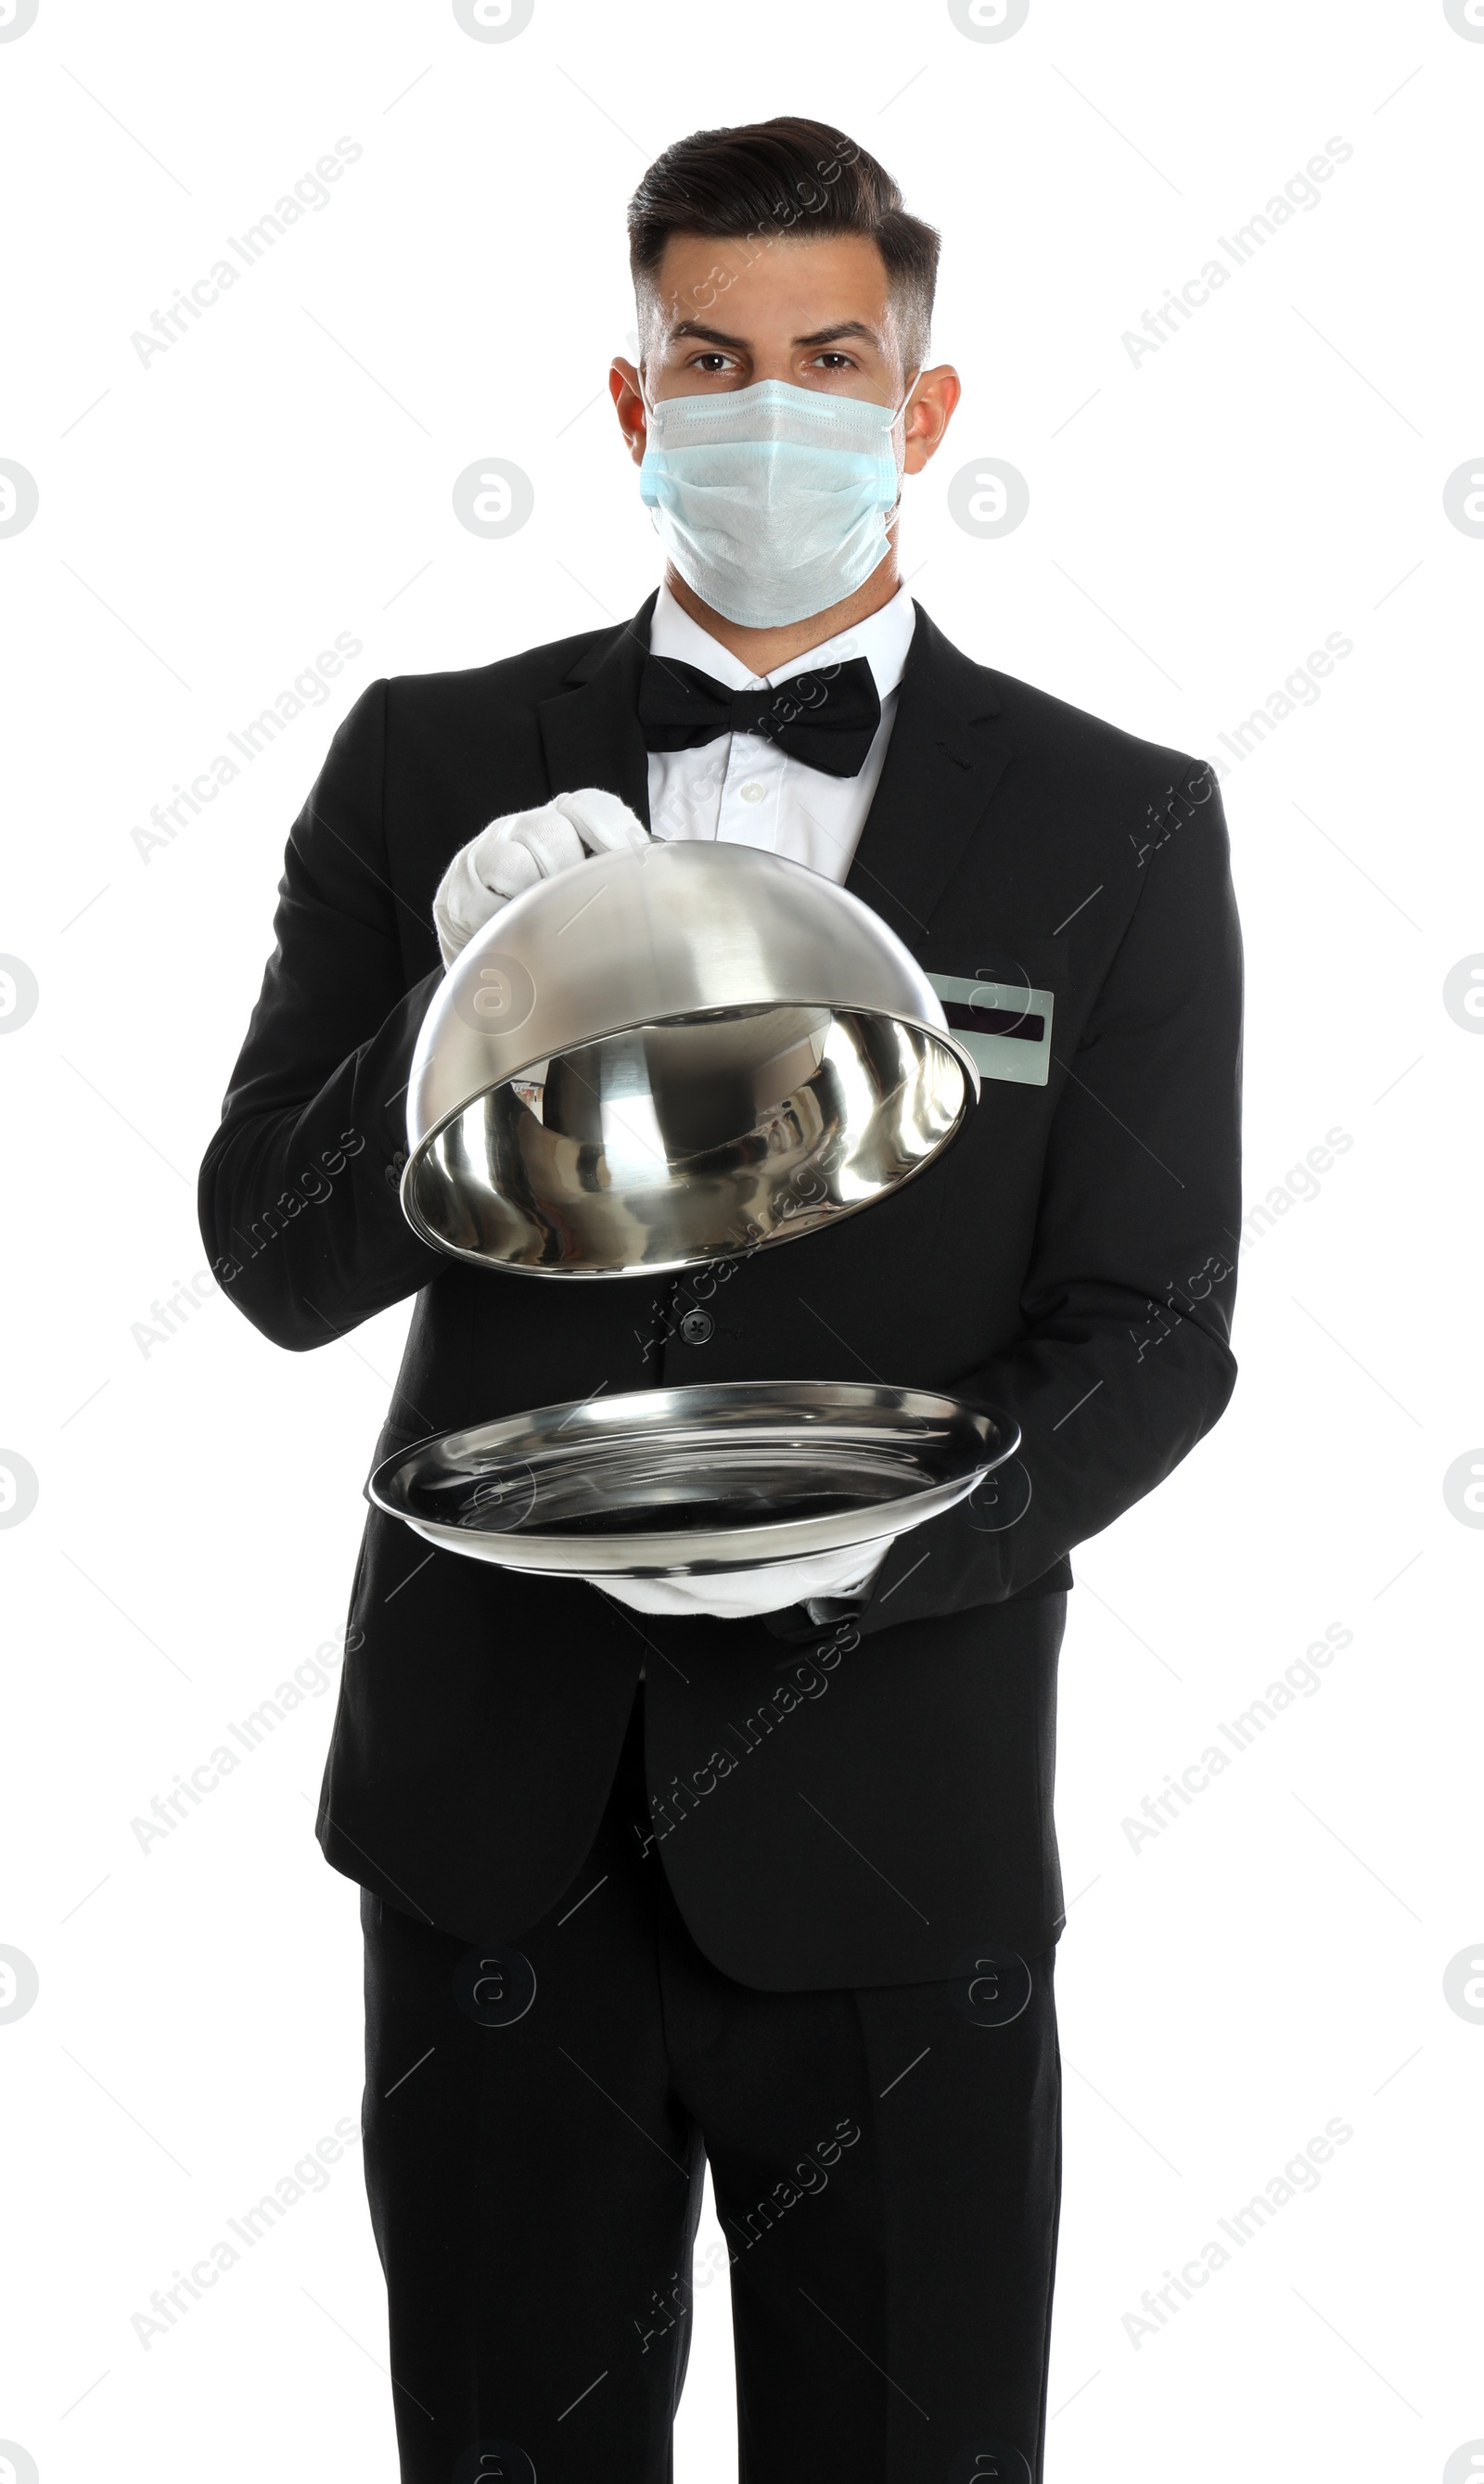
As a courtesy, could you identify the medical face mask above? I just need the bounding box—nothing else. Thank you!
[637,375,915,630]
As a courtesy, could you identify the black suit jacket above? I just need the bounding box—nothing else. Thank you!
[199,594,1243,1988]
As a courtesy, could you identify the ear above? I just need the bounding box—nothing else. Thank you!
[610,358,647,465]
[902,365,962,476]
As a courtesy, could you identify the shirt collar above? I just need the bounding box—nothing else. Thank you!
[649,580,916,705]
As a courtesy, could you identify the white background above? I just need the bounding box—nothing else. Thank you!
[2,1,1481,2478]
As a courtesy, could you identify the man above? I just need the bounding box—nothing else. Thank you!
[200,116,1242,2484]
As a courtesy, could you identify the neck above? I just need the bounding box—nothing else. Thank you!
[662,541,902,676]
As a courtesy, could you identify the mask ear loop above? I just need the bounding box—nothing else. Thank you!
[882,364,923,524]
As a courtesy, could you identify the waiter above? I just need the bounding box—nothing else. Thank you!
[200,115,1242,2484]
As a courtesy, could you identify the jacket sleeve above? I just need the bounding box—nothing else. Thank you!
[198,679,449,1351]
[804,766,1244,1640]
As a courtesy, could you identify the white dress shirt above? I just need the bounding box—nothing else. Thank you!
[645,581,916,882]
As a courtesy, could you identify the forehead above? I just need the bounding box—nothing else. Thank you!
[647,229,895,346]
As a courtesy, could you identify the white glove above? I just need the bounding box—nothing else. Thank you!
[595,1540,890,1620]
[433,787,649,967]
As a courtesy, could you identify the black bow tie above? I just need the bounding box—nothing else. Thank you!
[637,652,883,780]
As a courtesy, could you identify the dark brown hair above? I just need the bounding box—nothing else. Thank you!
[627,116,940,371]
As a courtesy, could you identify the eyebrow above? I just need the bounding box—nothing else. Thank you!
[793,321,885,352]
[667,318,885,353]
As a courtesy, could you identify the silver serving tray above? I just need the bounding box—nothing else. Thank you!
[367,1380,1018,1580]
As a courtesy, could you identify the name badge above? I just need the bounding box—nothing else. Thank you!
[927,973,1055,1088]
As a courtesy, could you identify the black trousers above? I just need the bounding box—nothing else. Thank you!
[361,1686,1062,2484]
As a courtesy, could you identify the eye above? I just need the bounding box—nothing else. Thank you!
[688,352,736,374]
[811,352,857,372]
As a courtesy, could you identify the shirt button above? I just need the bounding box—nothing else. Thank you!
[738,782,766,804]
[679,1309,714,1346]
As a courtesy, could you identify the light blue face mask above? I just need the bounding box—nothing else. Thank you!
[638,375,915,630]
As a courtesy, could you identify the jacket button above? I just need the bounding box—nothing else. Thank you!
[679,1308,713,1345]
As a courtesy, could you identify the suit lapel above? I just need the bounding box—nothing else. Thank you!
[536,590,658,826]
[845,605,1013,945]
